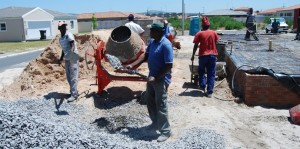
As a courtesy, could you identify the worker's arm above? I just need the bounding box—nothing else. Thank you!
[191,43,198,61]
[139,32,145,42]
[70,40,75,52]
[59,50,64,63]
[125,53,148,69]
[149,63,173,82]
[245,16,249,26]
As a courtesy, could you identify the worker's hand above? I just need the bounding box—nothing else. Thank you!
[79,56,84,62]
[58,59,63,65]
[191,56,194,61]
[148,76,155,82]
[125,64,133,69]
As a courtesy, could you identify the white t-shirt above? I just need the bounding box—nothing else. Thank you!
[125,21,144,34]
[59,31,79,62]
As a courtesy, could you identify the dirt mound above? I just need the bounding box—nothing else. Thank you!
[0,30,148,99]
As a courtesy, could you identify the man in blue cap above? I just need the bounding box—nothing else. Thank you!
[126,22,173,142]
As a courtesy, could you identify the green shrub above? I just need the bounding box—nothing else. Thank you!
[168,17,190,30]
[225,21,244,30]
[286,20,293,29]
[210,16,244,30]
[167,16,248,31]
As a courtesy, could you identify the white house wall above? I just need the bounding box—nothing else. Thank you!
[78,22,92,33]
[0,18,25,42]
[23,8,54,40]
[78,20,124,33]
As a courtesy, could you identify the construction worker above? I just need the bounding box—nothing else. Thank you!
[163,20,173,42]
[125,22,173,142]
[244,8,256,40]
[125,14,145,41]
[58,22,80,102]
[191,16,219,98]
[272,19,280,33]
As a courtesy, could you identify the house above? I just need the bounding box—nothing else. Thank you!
[279,4,300,30]
[257,4,300,30]
[257,8,283,16]
[233,7,251,13]
[203,9,247,22]
[77,11,154,32]
[44,9,78,37]
[0,6,77,42]
[77,11,162,43]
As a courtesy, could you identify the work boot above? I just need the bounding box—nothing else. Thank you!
[206,93,212,98]
[146,122,157,130]
[67,96,77,102]
[199,86,205,92]
[157,132,171,142]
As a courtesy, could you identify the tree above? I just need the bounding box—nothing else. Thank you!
[91,14,98,30]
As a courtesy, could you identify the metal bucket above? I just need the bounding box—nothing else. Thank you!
[106,26,144,64]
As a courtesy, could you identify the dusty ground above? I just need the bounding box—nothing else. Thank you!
[0,32,299,148]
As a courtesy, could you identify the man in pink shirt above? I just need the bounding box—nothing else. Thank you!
[191,16,219,98]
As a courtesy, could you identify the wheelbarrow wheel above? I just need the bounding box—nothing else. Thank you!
[84,41,96,70]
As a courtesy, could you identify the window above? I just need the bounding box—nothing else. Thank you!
[70,21,74,29]
[0,23,6,31]
[286,13,292,17]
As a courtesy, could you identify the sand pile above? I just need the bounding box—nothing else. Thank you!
[0,29,148,99]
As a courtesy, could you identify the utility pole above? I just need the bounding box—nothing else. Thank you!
[182,0,185,35]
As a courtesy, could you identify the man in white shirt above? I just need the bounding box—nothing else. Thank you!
[125,14,145,41]
[58,22,80,102]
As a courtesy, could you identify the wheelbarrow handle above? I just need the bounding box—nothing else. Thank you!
[191,59,194,72]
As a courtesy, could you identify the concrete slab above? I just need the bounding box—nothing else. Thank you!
[220,33,300,74]
[220,33,300,108]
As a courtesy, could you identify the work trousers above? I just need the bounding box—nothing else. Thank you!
[145,79,171,135]
[65,60,79,98]
[198,55,217,95]
[245,23,254,39]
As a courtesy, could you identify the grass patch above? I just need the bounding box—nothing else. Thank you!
[168,16,245,31]
[0,40,51,54]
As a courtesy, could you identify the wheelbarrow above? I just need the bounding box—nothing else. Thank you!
[189,61,227,86]
[189,60,199,85]
[246,25,259,41]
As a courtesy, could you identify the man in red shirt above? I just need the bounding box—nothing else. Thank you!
[191,16,219,98]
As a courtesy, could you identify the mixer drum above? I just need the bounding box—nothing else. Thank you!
[106,26,145,64]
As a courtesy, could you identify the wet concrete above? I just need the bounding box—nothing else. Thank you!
[219,33,300,75]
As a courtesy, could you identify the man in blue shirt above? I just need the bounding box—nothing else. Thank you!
[126,22,173,142]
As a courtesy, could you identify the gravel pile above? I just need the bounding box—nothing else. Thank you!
[0,98,225,148]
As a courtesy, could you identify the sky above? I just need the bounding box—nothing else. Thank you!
[1,0,299,14]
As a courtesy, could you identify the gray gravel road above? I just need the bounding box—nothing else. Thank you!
[0,97,225,148]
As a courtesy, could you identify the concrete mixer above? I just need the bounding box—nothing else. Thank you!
[85,26,147,94]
